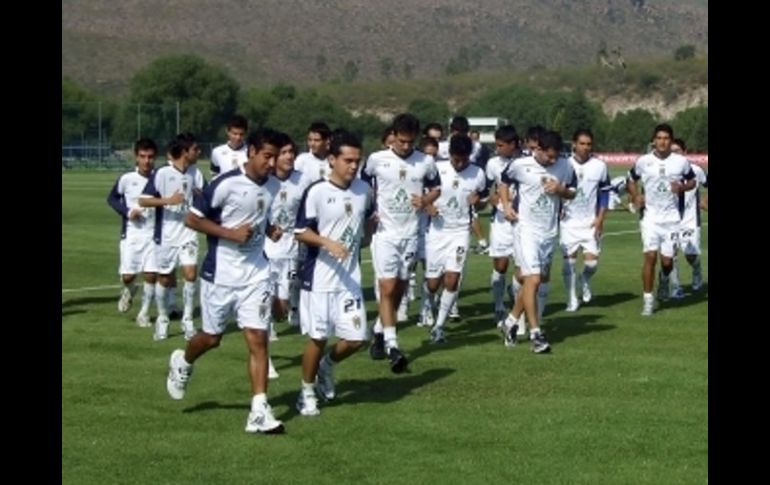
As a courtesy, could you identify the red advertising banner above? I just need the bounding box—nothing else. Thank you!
[596,153,708,166]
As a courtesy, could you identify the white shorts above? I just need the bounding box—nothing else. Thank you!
[679,226,701,256]
[640,219,679,258]
[199,278,273,335]
[270,257,298,301]
[119,237,158,275]
[299,289,368,341]
[488,219,517,258]
[156,240,199,274]
[560,224,601,256]
[371,235,417,280]
[425,230,470,279]
[516,229,556,277]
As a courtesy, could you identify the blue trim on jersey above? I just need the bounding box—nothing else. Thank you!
[299,229,319,291]
[196,171,236,283]
[628,167,640,181]
[142,171,165,243]
[424,172,441,189]
[107,174,130,238]
[597,175,611,212]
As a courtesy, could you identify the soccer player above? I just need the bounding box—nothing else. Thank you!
[295,121,332,182]
[498,130,577,353]
[627,124,696,316]
[422,134,488,343]
[560,129,611,312]
[362,113,441,373]
[294,131,376,416]
[139,133,203,341]
[663,137,707,297]
[165,129,285,434]
[485,125,524,323]
[107,138,159,327]
[209,114,248,178]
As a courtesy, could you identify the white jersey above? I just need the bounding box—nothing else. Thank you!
[107,169,154,240]
[561,155,611,227]
[264,170,313,260]
[295,152,330,183]
[295,179,374,292]
[141,164,202,246]
[681,164,707,229]
[629,152,694,224]
[191,169,280,287]
[501,155,577,239]
[486,155,520,225]
[362,148,440,239]
[429,161,488,233]
[437,137,482,164]
[210,142,247,176]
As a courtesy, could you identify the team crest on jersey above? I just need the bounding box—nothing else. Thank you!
[256,198,265,216]
[577,170,584,180]
[183,181,188,191]
[352,315,361,329]
[452,178,459,189]
[345,201,353,216]
[658,166,666,176]
[399,167,407,181]
[320,168,326,178]
[280,190,287,201]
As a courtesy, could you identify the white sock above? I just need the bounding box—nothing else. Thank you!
[301,381,315,395]
[383,327,398,349]
[155,284,168,318]
[422,281,435,314]
[373,318,383,334]
[140,282,155,314]
[562,258,577,303]
[183,281,196,320]
[491,270,505,311]
[669,257,680,289]
[435,290,457,329]
[251,393,267,410]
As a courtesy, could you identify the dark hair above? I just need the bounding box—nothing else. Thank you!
[423,122,443,137]
[672,137,687,152]
[167,132,198,159]
[572,128,594,142]
[381,125,395,144]
[419,136,439,150]
[652,123,674,140]
[246,128,283,152]
[392,113,420,137]
[134,138,157,155]
[449,134,473,157]
[274,132,296,152]
[227,114,248,131]
[449,116,470,134]
[329,130,362,156]
[539,130,563,153]
[525,125,547,142]
[308,121,332,140]
[494,125,519,144]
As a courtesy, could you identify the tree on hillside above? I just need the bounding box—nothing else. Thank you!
[543,91,608,145]
[674,45,696,61]
[672,106,708,152]
[62,78,116,145]
[342,60,360,83]
[267,90,353,144]
[116,54,239,143]
[465,84,547,132]
[407,99,450,129]
[606,109,657,152]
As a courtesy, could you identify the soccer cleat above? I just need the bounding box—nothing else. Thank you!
[476,240,489,255]
[641,298,655,316]
[296,391,320,416]
[316,358,335,401]
[118,287,134,313]
[500,315,518,348]
[530,331,551,354]
[181,317,196,341]
[388,347,409,374]
[494,309,507,328]
[429,326,446,343]
[657,277,669,301]
[269,325,279,342]
[166,349,193,400]
[581,279,592,304]
[154,316,170,341]
[691,268,703,291]
[565,298,579,312]
[418,308,435,328]
[396,303,408,323]
[136,312,152,328]
[268,358,279,380]
[369,333,386,360]
[245,402,285,434]
[669,286,686,300]
[449,302,460,320]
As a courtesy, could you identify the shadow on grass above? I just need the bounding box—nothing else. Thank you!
[659,283,708,312]
[542,314,616,345]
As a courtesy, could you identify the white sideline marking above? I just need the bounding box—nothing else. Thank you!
[62,223,706,294]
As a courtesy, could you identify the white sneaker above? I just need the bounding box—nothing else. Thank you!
[181,317,196,341]
[316,359,335,401]
[418,307,434,328]
[581,279,592,303]
[430,326,446,343]
[500,314,518,348]
[692,268,703,291]
[136,312,151,328]
[166,349,193,400]
[516,313,527,337]
[269,325,279,342]
[565,298,579,312]
[296,391,320,416]
[449,302,460,320]
[118,287,133,313]
[641,298,655,316]
[245,402,284,434]
[396,303,408,323]
[154,316,170,341]
[288,308,300,327]
[670,286,686,300]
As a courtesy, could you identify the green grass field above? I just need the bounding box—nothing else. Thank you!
[62,168,707,484]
